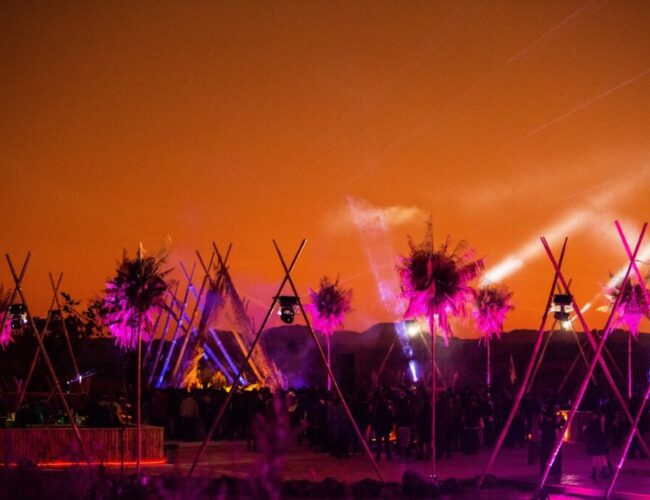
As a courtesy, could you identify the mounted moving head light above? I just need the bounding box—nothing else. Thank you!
[8,304,27,331]
[278,295,299,324]
[551,293,573,321]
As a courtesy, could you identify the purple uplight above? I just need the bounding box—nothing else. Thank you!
[473,284,514,343]
[305,277,352,336]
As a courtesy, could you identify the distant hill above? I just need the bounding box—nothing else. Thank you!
[1,325,648,401]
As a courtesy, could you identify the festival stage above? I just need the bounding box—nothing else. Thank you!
[0,425,165,465]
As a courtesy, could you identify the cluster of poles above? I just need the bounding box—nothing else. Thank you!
[2,221,649,498]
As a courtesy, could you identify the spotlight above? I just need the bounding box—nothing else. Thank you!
[278,296,298,324]
[8,304,27,331]
[408,360,418,382]
[551,293,573,322]
[561,320,572,332]
[405,320,420,338]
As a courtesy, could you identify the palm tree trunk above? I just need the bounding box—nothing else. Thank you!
[136,319,142,478]
[628,334,632,399]
[486,336,491,394]
[327,335,332,391]
[429,315,436,479]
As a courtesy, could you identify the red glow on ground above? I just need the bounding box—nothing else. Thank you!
[2,459,167,468]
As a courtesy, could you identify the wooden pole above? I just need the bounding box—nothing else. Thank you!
[6,254,90,464]
[486,335,491,393]
[477,238,567,489]
[377,340,396,380]
[14,272,64,413]
[536,225,646,493]
[188,241,305,477]
[169,252,215,382]
[274,239,383,483]
[557,341,584,394]
[49,273,82,385]
[546,236,650,457]
[192,248,262,384]
[527,327,554,393]
[605,381,650,498]
[628,333,632,400]
[326,335,332,391]
[147,279,182,385]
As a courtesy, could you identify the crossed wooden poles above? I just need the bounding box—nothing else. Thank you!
[479,222,650,491]
[535,222,648,494]
[1,253,89,464]
[149,244,273,388]
[187,240,383,481]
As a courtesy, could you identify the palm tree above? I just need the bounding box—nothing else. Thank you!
[473,284,514,393]
[305,276,352,390]
[102,244,170,476]
[398,223,483,477]
[608,277,649,398]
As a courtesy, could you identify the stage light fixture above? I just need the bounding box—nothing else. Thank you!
[551,293,573,322]
[8,304,27,331]
[278,295,298,324]
[405,320,420,338]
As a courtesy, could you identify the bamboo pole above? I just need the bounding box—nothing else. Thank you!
[615,219,650,402]
[273,240,383,483]
[15,273,64,413]
[6,254,90,464]
[557,340,584,394]
[547,237,650,458]
[147,279,183,385]
[628,333,632,400]
[190,249,259,384]
[477,238,567,489]
[536,226,646,493]
[144,302,166,364]
[169,252,215,382]
[605,381,650,498]
[527,327,554,393]
[210,243,275,385]
[326,335,332,391]
[187,240,306,477]
[377,340,396,380]
[49,273,82,386]
[486,335,491,393]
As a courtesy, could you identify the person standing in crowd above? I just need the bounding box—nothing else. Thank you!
[539,403,565,480]
[395,389,412,458]
[371,390,394,461]
[584,409,611,480]
[179,392,200,441]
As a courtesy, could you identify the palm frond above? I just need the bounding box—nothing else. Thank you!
[305,276,352,336]
[607,278,649,338]
[102,246,171,350]
[473,284,514,343]
[398,228,484,345]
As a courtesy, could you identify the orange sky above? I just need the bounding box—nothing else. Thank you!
[1,1,650,336]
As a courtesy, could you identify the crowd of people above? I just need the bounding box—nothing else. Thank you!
[5,382,649,480]
[143,384,649,475]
